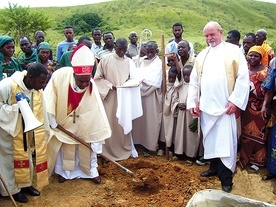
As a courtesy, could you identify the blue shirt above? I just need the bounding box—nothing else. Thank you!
[56,40,77,62]
[262,67,276,91]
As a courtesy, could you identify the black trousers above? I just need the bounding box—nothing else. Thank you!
[209,158,233,186]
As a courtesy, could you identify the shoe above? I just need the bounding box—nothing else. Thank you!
[12,192,28,203]
[92,176,101,184]
[169,151,174,158]
[222,185,232,193]
[21,186,40,196]
[200,169,217,177]
[58,175,67,183]
[196,157,211,166]
[157,149,164,156]
[262,172,276,180]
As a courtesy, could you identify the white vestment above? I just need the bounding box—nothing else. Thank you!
[187,42,249,172]
[45,67,111,179]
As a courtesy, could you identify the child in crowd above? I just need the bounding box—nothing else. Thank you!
[173,65,200,165]
[158,55,178,157]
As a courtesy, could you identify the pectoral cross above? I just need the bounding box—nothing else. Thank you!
[69,110,79,123]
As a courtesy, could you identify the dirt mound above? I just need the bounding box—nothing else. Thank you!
[0,153,275,207]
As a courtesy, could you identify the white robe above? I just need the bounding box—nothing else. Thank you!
[132,56,163,151]
[187,42,249,172]
[0,71,49,195]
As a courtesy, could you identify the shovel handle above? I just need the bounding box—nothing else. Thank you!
[56,124,137,180]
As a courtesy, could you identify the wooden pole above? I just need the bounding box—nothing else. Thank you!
[273,179,276,195]
[161,35,167,96]
[161,35,169,160]
[0,173,18,207]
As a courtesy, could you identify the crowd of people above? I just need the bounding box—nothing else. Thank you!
[0,20,275,204]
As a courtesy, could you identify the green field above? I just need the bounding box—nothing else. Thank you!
[1,0,276,57]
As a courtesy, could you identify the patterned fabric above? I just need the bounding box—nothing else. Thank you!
[262,66,276,174]
[239,69,268,168]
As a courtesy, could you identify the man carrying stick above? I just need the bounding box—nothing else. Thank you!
[44,44,111,184]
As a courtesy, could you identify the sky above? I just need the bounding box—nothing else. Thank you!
[0,0,275,8]
[257,0,276,2]
[0,0,112,8]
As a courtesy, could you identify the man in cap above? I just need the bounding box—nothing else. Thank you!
[44,44,111,184]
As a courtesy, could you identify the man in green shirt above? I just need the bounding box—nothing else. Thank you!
[18,36,37,70]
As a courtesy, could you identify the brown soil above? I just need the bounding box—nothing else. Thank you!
[1,150,276,207]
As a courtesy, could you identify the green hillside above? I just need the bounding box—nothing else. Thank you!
[3,0,276,55]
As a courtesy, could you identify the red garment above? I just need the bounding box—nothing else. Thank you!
[239,69,268,168]
[67,86,85,115]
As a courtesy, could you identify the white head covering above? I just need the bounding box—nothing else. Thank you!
[70,44,94,75]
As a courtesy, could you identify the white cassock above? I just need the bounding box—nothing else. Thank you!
[187,42,249,172]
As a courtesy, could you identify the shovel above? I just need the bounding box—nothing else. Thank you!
[56,125,139,182]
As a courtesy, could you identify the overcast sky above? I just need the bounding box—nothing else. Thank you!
[0,0,112,8]
[0,0,275,8]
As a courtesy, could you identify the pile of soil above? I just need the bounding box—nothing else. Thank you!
[0,152,275,207]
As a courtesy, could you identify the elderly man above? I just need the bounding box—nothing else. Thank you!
[255,29,275,67]
[187,21,250,193]
[126,31,139,58]
[0,63,49,203]
[44,44,111,184]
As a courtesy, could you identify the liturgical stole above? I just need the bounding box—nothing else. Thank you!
[11,81,48,188]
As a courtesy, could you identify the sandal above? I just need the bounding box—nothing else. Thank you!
[184,160,193,166]
[143,151,150,157]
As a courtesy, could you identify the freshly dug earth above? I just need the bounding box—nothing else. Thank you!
[1,152,276,207]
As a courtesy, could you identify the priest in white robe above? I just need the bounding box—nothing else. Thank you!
[187,21,250,193]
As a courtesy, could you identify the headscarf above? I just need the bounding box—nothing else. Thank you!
[37,42,51,51]
[0,36,14,62]
[248,45,266,59]
[0,35,13,48]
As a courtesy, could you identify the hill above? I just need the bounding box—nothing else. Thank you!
[3,0,276,55]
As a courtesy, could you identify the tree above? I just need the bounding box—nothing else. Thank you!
[0,3,53,44]
[62,13,103,35]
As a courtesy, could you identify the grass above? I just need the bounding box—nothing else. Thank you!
[2,0,276,57]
